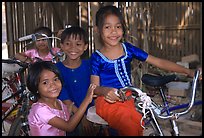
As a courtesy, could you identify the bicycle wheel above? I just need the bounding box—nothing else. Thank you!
[8,115,30,136]
[142,112,164,136]
[148,120,162,136]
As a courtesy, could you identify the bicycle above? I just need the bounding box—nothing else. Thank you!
[18,33,64,63]
[118,70,201,136]
[2,33,64,136]
[2,59,35,136]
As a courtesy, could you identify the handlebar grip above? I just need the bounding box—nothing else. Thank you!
[2,59,29,68]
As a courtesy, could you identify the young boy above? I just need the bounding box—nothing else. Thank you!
[55,26,96,136]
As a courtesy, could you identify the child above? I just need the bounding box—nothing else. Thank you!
[55,26,95,136]
[15,26,61,63]
[26,61,95,136]
[90,5,196,136]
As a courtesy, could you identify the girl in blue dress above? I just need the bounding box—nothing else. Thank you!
[90,5,195,136]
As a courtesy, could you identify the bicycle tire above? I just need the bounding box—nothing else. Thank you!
[148,120,161,136]
[8,115,30,136]
[143,114,163,136]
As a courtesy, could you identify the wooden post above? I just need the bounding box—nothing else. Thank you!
[5,2,14,58]
[90,2,101,51]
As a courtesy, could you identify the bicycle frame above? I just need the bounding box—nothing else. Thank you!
[2,62,26,121]
[2,37,63,135]
[2,59,31,136]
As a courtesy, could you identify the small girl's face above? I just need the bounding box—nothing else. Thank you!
[35,33,49,51]
[101,14,123,47]
[60,34,88,60]
[38,69,62,99]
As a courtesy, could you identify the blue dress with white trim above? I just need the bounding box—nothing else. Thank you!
[90,42,148,89]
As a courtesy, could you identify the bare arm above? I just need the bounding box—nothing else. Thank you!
[62,100,78,114]
[90,75,120,103]
[48,84,94,132]
[14,52,32,63]
[146,55,195,77]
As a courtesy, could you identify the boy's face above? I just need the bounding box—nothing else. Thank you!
[60,34,88,60]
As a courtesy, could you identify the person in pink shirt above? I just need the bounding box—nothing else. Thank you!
[26,61,95,136]
[15,26,61,63]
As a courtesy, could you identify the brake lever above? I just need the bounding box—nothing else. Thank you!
[117,89,128,102]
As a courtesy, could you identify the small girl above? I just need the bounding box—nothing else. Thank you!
[90,5,196,136]
[26,61,94,136]
[15,26,60,63]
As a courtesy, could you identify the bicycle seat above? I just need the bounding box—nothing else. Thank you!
[142,74,177,87]
[2,61,22,78]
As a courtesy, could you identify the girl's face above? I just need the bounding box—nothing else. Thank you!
[101,14,123,47]
[38,69,62,99]
[35,34,49,51]
[60,34,88,60]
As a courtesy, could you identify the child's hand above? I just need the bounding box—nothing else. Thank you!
[85,84,96,103]
[56,29,64,38]
[103,87,121,103]
[189,68,202,80]
[23,57,33,63]
[198,67,202,80]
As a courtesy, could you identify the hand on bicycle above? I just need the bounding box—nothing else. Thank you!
[188,67,202,80]
[24,57,33,63]
[197,67,202,80]
[56,29,65,38]
[103,87,121,103]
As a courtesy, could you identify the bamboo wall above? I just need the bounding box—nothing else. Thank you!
[5,2,78,57]
[4,2,202,65]
[119,2,202,62]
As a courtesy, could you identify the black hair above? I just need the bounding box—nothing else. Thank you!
[34,26,52,37]
[33,26,53,46]
[26,61,63,99]
[60,26,88,44]
[95,5,127,44]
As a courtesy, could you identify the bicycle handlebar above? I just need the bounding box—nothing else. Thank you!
[18,33,64,63]
[33,33,62,58]
[18,33,56,41]
[157,70,200,119]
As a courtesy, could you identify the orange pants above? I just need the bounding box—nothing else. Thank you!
[95,91,144,136]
